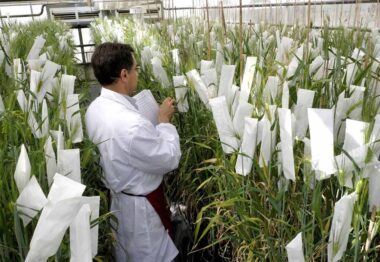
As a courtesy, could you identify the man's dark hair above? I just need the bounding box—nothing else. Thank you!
[91,42,135,86]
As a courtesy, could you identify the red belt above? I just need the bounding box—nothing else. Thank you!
[122,184,173,239]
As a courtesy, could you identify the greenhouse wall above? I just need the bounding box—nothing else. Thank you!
[163,1,380,28]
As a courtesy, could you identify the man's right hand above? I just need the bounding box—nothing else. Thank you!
[159,97,176,123]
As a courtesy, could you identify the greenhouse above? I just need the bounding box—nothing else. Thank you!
[0,0,380,261]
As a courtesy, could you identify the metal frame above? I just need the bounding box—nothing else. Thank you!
[162,0,379,10]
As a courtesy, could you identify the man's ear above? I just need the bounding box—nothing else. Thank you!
[120,68,128,80]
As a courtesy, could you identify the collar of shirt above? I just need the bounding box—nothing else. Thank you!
[100,87,139,112]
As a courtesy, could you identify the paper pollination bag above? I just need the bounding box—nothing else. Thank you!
[14,144,31,193]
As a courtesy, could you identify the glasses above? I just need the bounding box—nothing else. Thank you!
[130,65,141,73]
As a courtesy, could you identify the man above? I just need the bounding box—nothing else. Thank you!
[85,42,181,262]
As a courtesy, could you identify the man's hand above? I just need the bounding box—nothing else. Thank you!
[159,97,176,123]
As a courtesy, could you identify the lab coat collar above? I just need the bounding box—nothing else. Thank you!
[101,87,139,113]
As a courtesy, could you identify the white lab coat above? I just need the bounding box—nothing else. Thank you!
[85,88,181,262]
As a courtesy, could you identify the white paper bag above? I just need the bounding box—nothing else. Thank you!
[16,176,47,226]
[218,65,236,100]
[203,68,218,99]
[232,101,254,138]
[60,74,76,102]
[310,55,324,74]
[264,76,280,103]
[186,69,209,106]
[278,108,296,181]
[28,111,43,138]
[209,96,239,154]
[151,57,170,88]
[239,57,257,104]
[286,232,305,262]
[25,197,85,262]
[17,90,28,112]
[171,49,180,74]
[44,136,57,186]
[282,81,289,109]
[328,192,357,262]
[342,119,368,151]
[308,108,337,176]
[200,60,214,75]
[57,149,81,183]
[70,204,92,262]
[27,35,46,60]
[346,63,357,87]
[0,94,5,113]
[173,75,186,88]
[235,118,258,176]
[215,43,224,74]
[174,87,189,113]
[14,144,31,193]
[66,94,83,143]
[41,99,49,138]
[293,89,315,139]
[368,164,380,211]
[48,173,85,203]
[51,125,64,152]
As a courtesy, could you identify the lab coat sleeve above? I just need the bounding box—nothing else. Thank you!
[128,121,181,175]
